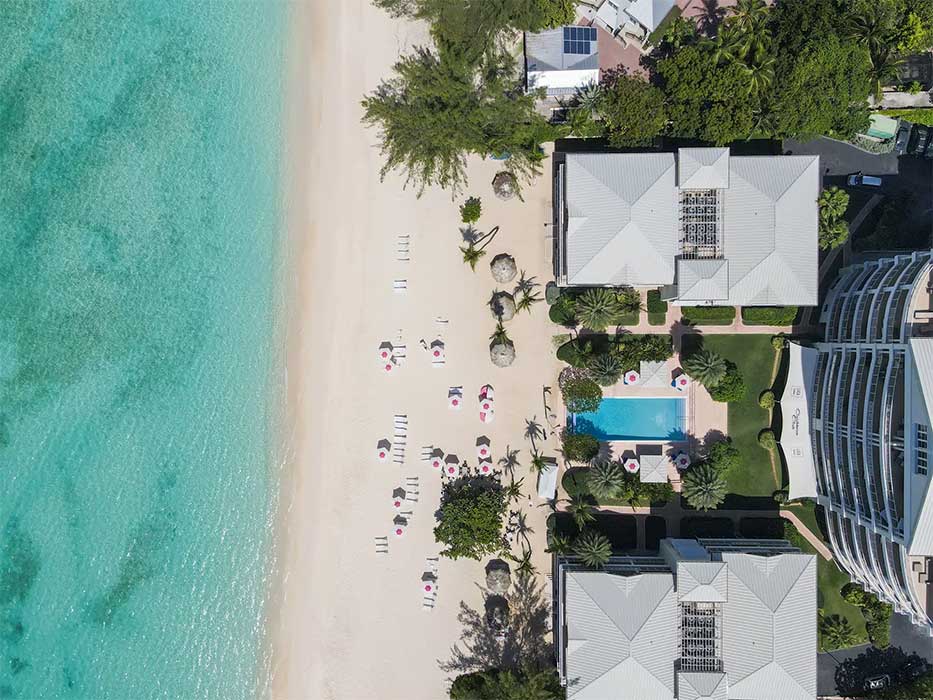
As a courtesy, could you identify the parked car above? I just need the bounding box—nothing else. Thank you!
[908,124,929,155]
[895,121,912,155]
[865,674,891,691]
[847,172,883,187]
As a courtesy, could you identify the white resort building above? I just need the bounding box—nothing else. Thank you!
[785,250,933,630]
[554,147,821,307]
[556,538,817,699]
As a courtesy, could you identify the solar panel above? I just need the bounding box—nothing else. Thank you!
[562,26,596,54]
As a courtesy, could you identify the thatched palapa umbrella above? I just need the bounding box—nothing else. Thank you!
[490,254,517,283]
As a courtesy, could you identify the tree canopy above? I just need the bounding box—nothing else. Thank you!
[595,69,667,147]
[434,477,507,560]
[449,667,564,700]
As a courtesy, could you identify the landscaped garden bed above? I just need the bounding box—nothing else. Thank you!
[680,305,735,326]
[680,517,734,538]
[647,289,667,326]
[561,466,674,508]
[741,306,798,326]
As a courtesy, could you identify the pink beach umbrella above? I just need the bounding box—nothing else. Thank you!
[449,395,462,410]
[479,459,492,474]
[623,458,640,474]
[480,409,495,424]
[379,343,393,361]
[623,370,640,385]
[673,375,689,391]
[393,523,406,537]
[430,454,444,470]
[445,463,459,476]
[674,451,691,470]
[423,581,436,594]
[383,358,397,373]
[377,441,391,462]
[480,397,494,412]
[392,497,404,509]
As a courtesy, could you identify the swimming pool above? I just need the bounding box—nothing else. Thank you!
[571,397,687,441]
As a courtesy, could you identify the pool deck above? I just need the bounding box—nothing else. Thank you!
[600,357,728,489]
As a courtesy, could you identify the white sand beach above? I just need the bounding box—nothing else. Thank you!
[271,2,564,698]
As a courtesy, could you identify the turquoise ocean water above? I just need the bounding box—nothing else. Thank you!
[0,2,287,698]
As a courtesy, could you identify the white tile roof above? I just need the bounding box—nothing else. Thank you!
[905,338,933,555]
[560,149,819,307]
[676,561,728,603]
[677,671,729,700]
[639,453,669,483]
[565,570,677,699]
[564,153,677,287]
[678,148,730,190]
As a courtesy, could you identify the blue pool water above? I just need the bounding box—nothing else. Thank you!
[0,2,286,698]
[572,397,687,441]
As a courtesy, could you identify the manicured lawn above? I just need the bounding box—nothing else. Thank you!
[616,310,640,327]
[681,334,779,497]
[741,306,798,326]
[878,108,933,126]
[784,502,869,649]
[647,289,667,326]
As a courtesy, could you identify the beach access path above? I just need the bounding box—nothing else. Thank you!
[270,3,565,699]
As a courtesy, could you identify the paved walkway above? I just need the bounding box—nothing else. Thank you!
[569,500,834,560]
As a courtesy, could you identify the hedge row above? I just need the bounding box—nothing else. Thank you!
[741,306,798,326]
[680,305,735,325]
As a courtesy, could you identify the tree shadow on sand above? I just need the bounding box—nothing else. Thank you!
[439,574,553,678]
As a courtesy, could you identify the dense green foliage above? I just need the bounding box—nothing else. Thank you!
[820,613,858,650]
[758,428,776,450]
[858,191,929,251]
[708,361,747,403]
[682,462,728,511]
[434,478,506,560]
[587,353,623,387]
[562,430,600,463]
[646,289,668,325]
[818,186,850,251]
[449,667,565,700]
[595,69,667,146]
[705,439,742,475]
[565,466,674,507]
[683,349,727,388]
[880,107,933,126]
[460,196,482,223]
[758,390,775,409]
[575,288,624,332]
[680,306,735,325]
[872,672,933,699]
[741,306,798,326]
[842,583,893,648]
[556,334,672,378]
[560,373,603,413]
[573,529,613,568]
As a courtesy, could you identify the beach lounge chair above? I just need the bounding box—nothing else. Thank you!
[396,234,410,262]
[374,536,389,554]
[393,279,407,294]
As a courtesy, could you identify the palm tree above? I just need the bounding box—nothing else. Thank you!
[573,529,612,568]
[514,270,539,296]
[587,461,625,501]
[489,321,511,345]
[587,353,623,387]
[513,547,536,578]
[515,289,542,313]
[573,82,603,114]
[703,29,737,67]
[616,288,642,314]
[729,0,768,35]
[661,15,697,52]
[743,54,775,95]
[867,47,902,102]
[546,531,573,556]
[575,288,623,331]
[820,614,857,650]
[459,225,499,271]
[683,349,728,388]
[503,477,524,503]
[565,493,596,529]
[529,451,547,473]
[682,462,728,511]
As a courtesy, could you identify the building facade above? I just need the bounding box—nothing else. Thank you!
[806,250,933,629]
[555,538,817,699]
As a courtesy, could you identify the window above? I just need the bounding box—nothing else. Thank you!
[916,424,929,476]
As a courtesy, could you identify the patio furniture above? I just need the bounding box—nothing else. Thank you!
[374,535,389,554]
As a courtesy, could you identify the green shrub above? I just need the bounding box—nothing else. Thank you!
[708,361,747,403]
[614,333,673,370]
[741,306,798,326]
[908,80,922,94]
[771,334,786,350]
[759,390,775,409]
[842,584,892,648]
[545,282,560,305]
[549,293,578,326]
[647,289,668,313]
[459,196,482,223]
[706,439,741,474]
[556,338,591,367]
[562,430,600,463]
[560,372,603,413]
[758,429,776,450]
[772,489,788,505]
[434,477,506,560]
[588,353,623,386]
[681,305,736,325]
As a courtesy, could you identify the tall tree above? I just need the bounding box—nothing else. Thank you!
[682,462,728,511]
[684,349,728,388]
[575,288,623,331]
[587,461,625,501]
[573,529,613,568]
[594,69,668,147]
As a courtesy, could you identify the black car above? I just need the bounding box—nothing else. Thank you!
[908,124,930,155]
[895,121,912,155]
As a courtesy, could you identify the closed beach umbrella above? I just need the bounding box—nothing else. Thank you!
[624,370,640,385]
[623,458,639,474]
